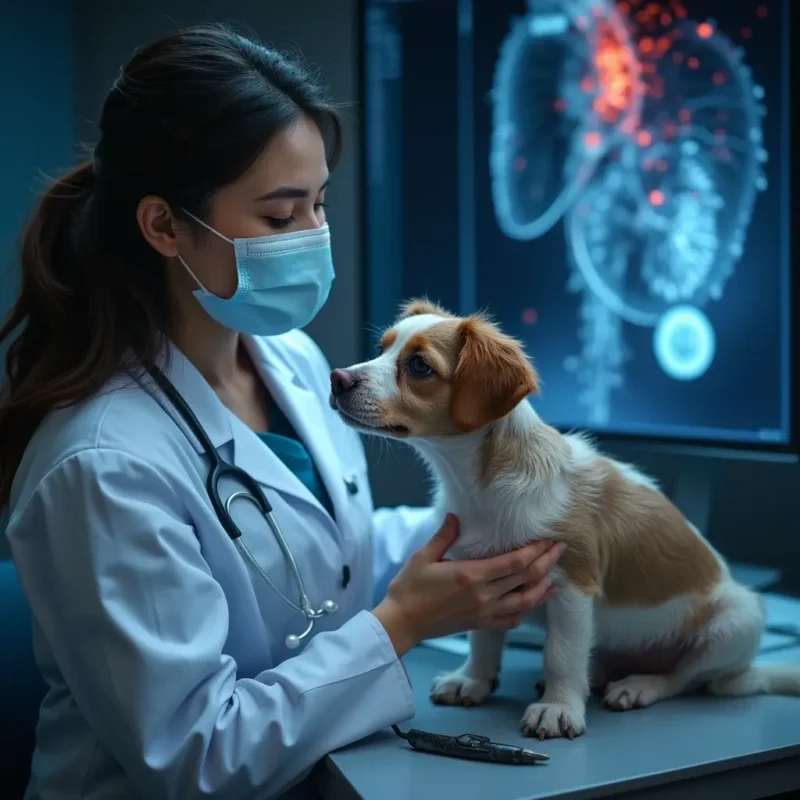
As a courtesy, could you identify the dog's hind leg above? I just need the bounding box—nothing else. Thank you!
[603,584,764,711]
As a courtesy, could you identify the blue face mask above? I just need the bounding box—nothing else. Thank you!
[177,210,335,336]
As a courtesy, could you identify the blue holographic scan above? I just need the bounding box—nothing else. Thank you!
[363,0,791,447]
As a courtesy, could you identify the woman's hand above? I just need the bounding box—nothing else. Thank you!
[373,514,565,657]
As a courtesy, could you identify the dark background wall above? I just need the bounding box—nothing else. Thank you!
[0,0,76,367]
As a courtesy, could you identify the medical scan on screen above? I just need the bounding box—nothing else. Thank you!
[363,0,790,446]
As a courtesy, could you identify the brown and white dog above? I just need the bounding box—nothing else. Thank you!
[329,299,800,740]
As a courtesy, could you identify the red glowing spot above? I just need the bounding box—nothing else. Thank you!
[697,22,714,39]
[712,71,728,86]
[660,12,672,25]
[639,36,654,53]
[521,308,538,326]
[514,156,527,172]
[687,56,699,69]
[619,2,630,14]
[553,98,567,112]
[649,190,665,206]
[584,131,602,149]
[741,27,753,40]
[678,108,692,123]
[675,5,687,18]
[756,6,768,19]
[591,18,641,126]
[636,130,652,146]
[657,36,672,53]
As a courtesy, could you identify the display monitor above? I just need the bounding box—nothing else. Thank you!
[360,0,796,457]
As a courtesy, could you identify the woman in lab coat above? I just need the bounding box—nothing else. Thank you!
[0,24,562,800]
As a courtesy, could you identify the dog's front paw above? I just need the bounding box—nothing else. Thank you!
[430,671,498,707]
[520,698,586,740]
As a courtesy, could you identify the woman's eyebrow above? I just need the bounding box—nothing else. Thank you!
[254,179,329,202]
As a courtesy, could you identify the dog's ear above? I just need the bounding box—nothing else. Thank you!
[451,314,539,432]
[398,297,455,320]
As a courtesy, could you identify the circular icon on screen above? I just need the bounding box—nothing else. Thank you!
[653,305,715,381]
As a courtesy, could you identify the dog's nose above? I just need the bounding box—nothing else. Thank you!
[330,369,358,397]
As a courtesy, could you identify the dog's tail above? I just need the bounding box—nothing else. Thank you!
[709,664,800,697]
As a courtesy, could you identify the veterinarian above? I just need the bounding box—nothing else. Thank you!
[0,25,563,800]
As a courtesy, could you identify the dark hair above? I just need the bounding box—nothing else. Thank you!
[0,23,342,505]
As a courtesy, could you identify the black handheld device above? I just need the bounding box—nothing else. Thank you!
[392,725,549,765]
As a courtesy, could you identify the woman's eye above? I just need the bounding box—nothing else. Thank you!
[267,216,294,230]
[407,355,434,378]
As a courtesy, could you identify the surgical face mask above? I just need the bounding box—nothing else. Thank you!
[177,210,334,336]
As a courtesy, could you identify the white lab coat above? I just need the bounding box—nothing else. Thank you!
[5,331,439,800]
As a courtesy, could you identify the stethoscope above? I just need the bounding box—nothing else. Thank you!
[147,365,339,650]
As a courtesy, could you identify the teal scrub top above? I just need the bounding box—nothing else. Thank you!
[256,397,334,518]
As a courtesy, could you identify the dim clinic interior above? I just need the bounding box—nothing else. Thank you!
[1,0,797,799]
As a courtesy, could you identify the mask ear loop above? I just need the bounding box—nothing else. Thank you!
[177,208,236,295]
[182,208,235,244]
[177,254,212,294]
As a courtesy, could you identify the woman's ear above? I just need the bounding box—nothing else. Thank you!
[136,195,181,258]
[450,315,539,432]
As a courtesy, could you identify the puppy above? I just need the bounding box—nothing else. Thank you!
[329,298,800,740]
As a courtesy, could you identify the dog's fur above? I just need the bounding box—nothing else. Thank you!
[330,299,800,739]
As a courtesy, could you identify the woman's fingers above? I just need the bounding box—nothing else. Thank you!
[485,541,567,597]
[478,539,554,583]
[493,576,561,615]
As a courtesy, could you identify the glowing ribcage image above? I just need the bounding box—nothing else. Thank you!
[490,0,766,420]
[490,0,642,239]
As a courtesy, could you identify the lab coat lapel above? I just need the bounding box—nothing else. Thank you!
[245,336,349,532]
[149,342,322,509]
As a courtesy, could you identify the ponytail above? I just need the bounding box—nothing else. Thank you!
[0,162,165,506]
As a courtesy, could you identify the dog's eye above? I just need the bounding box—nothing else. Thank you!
[407,355,434,378]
